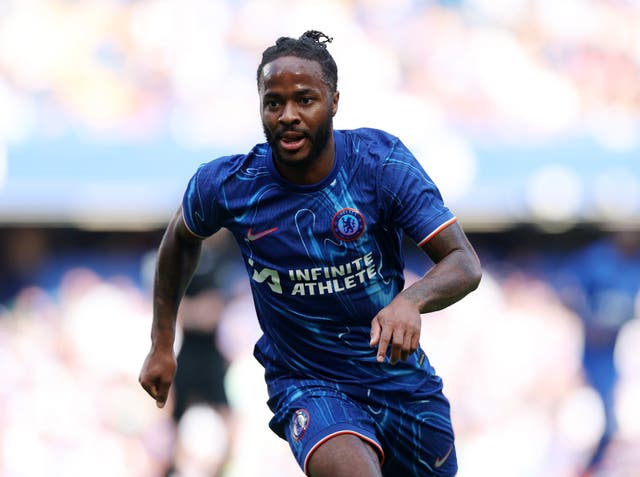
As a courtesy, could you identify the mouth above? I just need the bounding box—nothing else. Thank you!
[278,131,308,152]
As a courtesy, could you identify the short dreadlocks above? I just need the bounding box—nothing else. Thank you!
[256,30,338,93]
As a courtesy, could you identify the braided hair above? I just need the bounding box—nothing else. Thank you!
[257,30,338,92]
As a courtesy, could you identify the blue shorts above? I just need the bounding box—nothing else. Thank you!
[267,378,457,476]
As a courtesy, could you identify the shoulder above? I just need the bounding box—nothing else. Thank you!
[194,143,269,181]
[341,127,400,150]
[338,128,406,169]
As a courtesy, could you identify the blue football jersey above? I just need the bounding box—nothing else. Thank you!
[182,128,457,390]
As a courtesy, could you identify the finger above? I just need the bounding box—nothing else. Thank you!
[155,381,171,408]
[400,340,411,362]
[389,331,405,365]
[376,328,393,363]
[410,333,420,355]
[139,376,158,400]
[370,317,381,347]
[400,332,419,362]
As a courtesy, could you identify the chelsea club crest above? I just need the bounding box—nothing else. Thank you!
[291,409,310,441]
[332,208,365,242]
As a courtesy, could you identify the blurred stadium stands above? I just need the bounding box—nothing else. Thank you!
[1,1,639,476]
[2,0,640,229]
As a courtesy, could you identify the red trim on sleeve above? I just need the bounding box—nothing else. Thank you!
[417,217,458,247]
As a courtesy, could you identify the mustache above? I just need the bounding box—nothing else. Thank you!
[274,127,310,140]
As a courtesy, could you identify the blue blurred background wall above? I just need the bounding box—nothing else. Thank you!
[2,0,640,229]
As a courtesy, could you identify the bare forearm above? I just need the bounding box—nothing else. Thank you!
[401,248,481,314]
[151,215,203,348]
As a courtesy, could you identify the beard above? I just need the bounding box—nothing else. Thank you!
[263,113,333,168]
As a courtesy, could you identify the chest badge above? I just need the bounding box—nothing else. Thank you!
[332,208,365,242]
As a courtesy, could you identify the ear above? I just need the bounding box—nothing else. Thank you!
[332,91,340,117]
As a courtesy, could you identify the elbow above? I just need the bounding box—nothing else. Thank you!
[469,265,482,291]
[464,256,483,293]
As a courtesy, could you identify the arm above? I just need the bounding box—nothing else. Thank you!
[139,206,205,407]
[370,222,482,364]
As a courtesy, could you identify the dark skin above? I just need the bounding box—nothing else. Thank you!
[139,55,482,476]
[259,56,339,184]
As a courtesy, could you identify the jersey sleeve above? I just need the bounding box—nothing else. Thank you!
[181,162,222,238]
[379,137,456,246]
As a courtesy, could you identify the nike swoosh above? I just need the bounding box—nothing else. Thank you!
[434,444,453,468]
[246,227,279,241]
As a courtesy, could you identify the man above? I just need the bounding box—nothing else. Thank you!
[556,231,640,477]
[140,30,482,477]
[163,234,241,477]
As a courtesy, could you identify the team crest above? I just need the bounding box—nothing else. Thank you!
[291,409,310,441]
[332,208,365,242]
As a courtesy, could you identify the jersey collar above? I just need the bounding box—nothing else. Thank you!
[266,130,345,192]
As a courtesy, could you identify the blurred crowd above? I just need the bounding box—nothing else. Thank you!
[0,227,639,477]
[1,0,640,150]
[2,0,640,230]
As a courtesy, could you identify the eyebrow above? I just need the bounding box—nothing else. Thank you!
[292,88,317,95]
[263,87,319,97]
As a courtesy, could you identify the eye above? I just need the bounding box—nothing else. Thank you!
[300,97,313,105]
[264,99,280,110]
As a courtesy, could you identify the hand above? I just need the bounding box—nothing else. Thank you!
[369,294,421,365]
[138,347,177,408]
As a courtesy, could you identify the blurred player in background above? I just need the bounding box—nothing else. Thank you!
[557,231,640,476]
[139,30,482,477]
[160,233,242,477]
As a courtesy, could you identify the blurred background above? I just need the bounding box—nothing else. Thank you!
[1,0,639,476]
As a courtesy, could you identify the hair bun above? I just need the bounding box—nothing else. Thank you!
[301,30,333,47]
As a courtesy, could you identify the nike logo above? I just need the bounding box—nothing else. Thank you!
[434,444,453,468]
[246,227,279,241]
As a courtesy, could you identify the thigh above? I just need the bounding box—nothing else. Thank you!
[274,383,384,475]
[307,434,382,477]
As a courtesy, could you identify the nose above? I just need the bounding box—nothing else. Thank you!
[279,100,300,125]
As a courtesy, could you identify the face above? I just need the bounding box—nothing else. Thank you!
[259,56,339,181]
